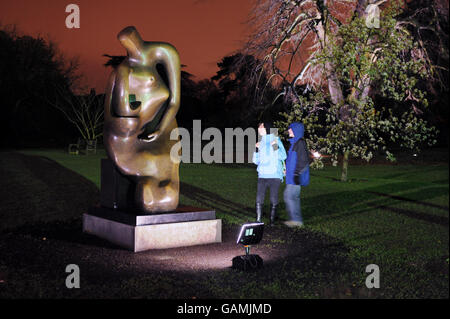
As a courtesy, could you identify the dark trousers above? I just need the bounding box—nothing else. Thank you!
[256,178,281,206]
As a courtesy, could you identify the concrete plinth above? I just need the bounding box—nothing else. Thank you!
[82,207,222,252]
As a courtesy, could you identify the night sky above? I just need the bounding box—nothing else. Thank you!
[0,0,255,93]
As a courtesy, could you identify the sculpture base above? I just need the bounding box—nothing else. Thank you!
[83,206,222,252]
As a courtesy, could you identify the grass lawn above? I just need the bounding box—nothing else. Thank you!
[0,148,448,298]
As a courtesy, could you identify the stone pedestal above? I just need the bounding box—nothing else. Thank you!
[83,206,222,252]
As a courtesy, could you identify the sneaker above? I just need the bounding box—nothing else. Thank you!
[283,220,304,228]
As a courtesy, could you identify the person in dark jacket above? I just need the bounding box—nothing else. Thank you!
[283,122,309,227]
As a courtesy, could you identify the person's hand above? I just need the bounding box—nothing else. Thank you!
[255,142,260,149]
[293,174,300,185]
[272,139,279,150]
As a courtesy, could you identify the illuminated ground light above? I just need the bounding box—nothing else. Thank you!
[134,226,285,271]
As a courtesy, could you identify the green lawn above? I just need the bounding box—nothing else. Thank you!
[2,148,448,298]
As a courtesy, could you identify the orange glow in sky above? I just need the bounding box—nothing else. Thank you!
[0,0,255,93]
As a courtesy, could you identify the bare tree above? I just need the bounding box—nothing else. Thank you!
[48,87,104,142]
[240,0,441,181]
[241,0,446,106]
[242,0,385,105]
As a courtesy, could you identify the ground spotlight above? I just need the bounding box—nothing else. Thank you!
[232,222,264,271]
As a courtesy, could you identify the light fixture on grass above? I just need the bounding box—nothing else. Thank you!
[232,222,264,271]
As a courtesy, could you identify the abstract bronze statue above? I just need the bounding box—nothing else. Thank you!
[103,26,180,213]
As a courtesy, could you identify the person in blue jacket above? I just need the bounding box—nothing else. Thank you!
[283,122,310,227]
[252,122,287,225]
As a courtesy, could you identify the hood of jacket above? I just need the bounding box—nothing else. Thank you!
[288,122,304,144]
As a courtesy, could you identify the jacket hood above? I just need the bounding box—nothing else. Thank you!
[289,122,304,144]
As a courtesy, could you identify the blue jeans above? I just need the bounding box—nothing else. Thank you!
[283,184,302,223]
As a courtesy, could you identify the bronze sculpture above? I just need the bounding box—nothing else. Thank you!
[103,26,180,213]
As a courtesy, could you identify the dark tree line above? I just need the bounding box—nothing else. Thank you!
[0,26,84,148]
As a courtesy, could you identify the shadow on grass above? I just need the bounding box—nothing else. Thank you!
[367,190,449,211]
[0,152,99,232]
[370,204,448,226]
[380,165,447,180]
[10,218,118,249]
[303,181,449,226]
[180,181,255,221]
